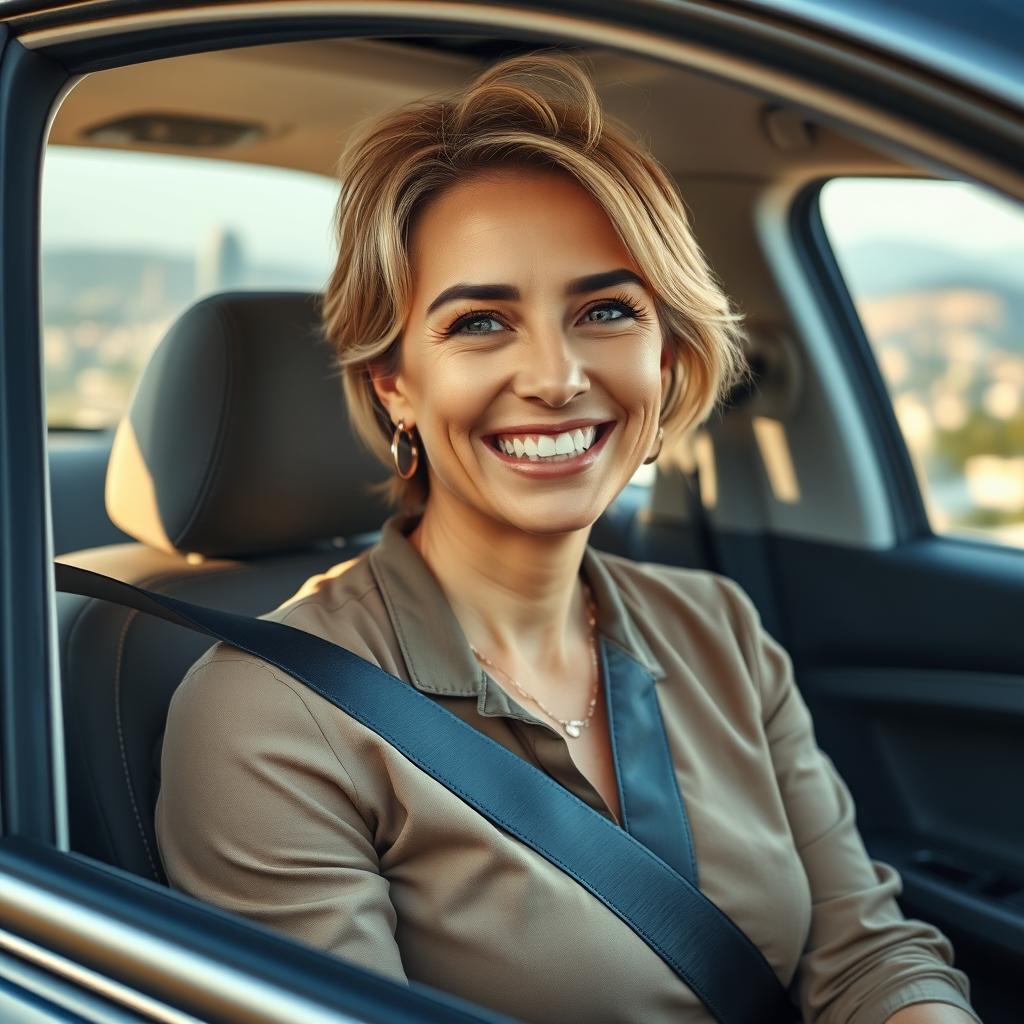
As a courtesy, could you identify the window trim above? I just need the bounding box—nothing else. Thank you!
[803,174,1024,555]
[0,837,503,1024]
[789,176,933,543]
[0,32,69,847]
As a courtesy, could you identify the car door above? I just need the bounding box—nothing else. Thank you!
[678,61,1024,1024]
[765,178,1024,1022]
[2,2,1022,1023]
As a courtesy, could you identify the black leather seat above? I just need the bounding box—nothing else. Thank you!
[56,291,391,882]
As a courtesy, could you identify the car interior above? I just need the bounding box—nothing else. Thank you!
[26,27,1022,1024]
[48,34,896,868]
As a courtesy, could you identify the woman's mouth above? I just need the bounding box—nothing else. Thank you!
[483,422,615,475]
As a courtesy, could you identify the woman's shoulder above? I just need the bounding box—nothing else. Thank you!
[171,546,401,718]
[590,548,759,641]
[590,550,775,722]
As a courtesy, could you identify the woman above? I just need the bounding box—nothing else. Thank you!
[155,52,979,1024]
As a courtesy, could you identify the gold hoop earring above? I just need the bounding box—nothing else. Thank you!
[390,419,420,480]
[643,426,664,466]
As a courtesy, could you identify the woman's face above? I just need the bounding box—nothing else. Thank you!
[376,166,671,537]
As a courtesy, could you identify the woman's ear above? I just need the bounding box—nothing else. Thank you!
[660,337,674,385]
[370,363,415,432]
[660,327,676,368]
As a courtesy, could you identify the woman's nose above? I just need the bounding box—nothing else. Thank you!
[511,329,590,407]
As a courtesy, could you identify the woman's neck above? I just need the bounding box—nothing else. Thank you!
[407,491,592,671]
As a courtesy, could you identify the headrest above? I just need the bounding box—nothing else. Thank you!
[105,292,391,557]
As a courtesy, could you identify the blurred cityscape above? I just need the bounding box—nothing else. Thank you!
[839,239,1024,548]
[42,226,326,426]
[41,228,1024,548]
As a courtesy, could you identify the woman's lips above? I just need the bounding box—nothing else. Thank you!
[483,422,615,476]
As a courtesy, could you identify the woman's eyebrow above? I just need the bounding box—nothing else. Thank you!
[566,268,646,296]
[425,268,645,316]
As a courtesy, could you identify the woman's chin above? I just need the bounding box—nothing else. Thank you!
[484,494,610,538]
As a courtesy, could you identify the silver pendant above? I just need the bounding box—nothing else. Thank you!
[565,721,584,738]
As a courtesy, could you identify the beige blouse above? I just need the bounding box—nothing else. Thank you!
[155,512,978,1024]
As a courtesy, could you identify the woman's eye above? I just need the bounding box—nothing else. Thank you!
[583,301,634,324]
[445,298,640,337]
[451,314,504,335]
[585,306,624,324]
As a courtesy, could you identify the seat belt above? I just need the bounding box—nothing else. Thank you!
[54,562,795,1024]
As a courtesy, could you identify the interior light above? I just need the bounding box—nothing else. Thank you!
[84,113,265,149]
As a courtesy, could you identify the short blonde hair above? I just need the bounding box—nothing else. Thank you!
[322,50,749,511]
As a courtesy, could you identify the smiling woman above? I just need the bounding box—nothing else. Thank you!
[323,51,750,514]
[376,168,668,540]
[154,50,980,1024]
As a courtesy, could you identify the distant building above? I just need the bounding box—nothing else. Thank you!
[196,226,246,293]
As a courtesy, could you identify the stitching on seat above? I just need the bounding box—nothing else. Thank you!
[111,563,268,881]
[69,554,328,881]
[114,604,162,881]
[174,304,236,546]
[65,594,122,863]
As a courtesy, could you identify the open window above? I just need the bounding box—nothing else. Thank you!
[818,176,1024,551]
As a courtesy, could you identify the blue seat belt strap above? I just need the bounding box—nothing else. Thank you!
[54,563,795,1024]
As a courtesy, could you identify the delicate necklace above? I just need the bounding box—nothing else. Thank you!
[469,583,600,740]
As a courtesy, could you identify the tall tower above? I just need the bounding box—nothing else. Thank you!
[196,226,246,293]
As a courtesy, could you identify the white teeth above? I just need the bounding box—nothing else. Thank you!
[494,424,603,461]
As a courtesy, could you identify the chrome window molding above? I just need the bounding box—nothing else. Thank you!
[0,874,367,1024]
[0,939,203,1023]
[30,69,89,854]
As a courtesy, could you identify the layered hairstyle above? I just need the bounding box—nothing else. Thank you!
[322,50,750,510]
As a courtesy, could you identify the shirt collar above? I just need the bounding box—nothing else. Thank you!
[367,511,665,702]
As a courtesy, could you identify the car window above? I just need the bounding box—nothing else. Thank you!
[819,177,1024,549]
[40,145,338,429]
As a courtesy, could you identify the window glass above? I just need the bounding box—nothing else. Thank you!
[41,145,338,428]
[820,178,1024,549]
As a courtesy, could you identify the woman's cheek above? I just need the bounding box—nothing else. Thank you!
[430,358,504,436]
[601,345,664,408]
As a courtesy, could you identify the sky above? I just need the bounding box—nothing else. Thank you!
[819,178,1023,256]
[40,146,339,272]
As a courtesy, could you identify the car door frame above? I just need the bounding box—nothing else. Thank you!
[2,2,1022,1022]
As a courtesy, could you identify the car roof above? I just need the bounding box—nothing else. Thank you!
[744,0,1023,107]
[46,37,913,182]
[6,0,1022,109]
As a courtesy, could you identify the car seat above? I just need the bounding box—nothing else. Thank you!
[55,291,391,883]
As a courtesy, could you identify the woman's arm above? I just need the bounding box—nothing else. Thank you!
[715,577,981,1024]
[155,650,408,983]
[887,1004,980,1023]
